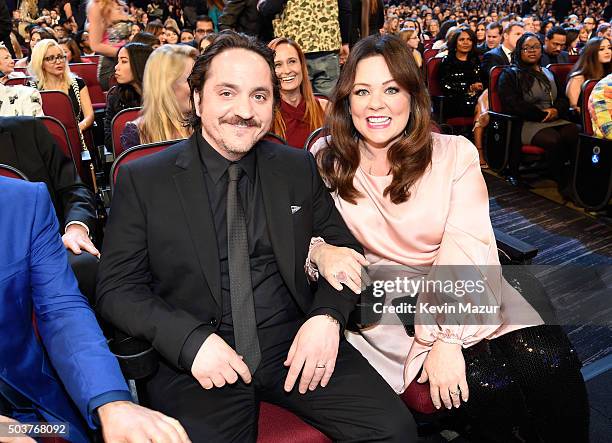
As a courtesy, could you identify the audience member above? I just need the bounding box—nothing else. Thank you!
[29,39,94,132]
[596,23,612,40]
[207,0,224,31]
[219,0,265,38]
[258,0,351,97]
[565,27,580,55]
[164,23,180,44]
[541,26,569,65]
[97,30,416,442]
[477,21,502,55]
[59,36,82,63]
[0,44,26,82]
[180,28,194,43]
[121,44,197,149]
[439,28,482,118]
[499,33,578,191]
[475,20,486,45]
[104,42,154,149]
[268,37,328,148]
[0,175,190,443]
[583,16,597,39]
[76,29,96,56]
[131,31,160,48]
[194,15,214,44]
[588,72,612,139]
[399,28,423,68]
[87,0,132,90]
[566,37,612,113]
[199,32,217,53]
[15,27,55,68]
[349,0,385,46]
[481,21,524,86]
[129,21,143,40]
[311,34,589,442]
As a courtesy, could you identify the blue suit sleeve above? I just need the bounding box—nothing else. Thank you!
[29,183,130,429]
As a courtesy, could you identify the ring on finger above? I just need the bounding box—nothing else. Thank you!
[449,387,461,396]
[334,271,348,283]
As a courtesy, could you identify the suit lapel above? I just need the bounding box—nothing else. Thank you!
[256,144,297,296]
[172,138,222,308]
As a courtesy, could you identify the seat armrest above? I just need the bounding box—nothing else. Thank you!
[494,228,538,264]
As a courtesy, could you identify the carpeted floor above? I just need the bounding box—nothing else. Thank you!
[485,173,612,367]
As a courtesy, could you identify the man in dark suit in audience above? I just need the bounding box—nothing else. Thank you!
[481,21,525,86]
[97,31,415,442]
[541,26,569,65]
[0,176,190,443]
[476,21,503,55]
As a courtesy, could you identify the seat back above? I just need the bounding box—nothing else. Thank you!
[0,163,29,180]
[69,63,106,110]
[425,57,443,96]
[40,90,85,178]
[423,48,439,61]
[488,65,505,113]
[304,126,328,151]
[111,139,183,191]
[581,79,598,136]
[546,63,573,87]
[13,67,27,75]
[4,76,31,86]
[81,55,101,65]
[111,107,141,157]
[568,54,579,64]
[38,114,82,179]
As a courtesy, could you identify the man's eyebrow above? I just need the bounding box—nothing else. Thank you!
[216,83,272,94]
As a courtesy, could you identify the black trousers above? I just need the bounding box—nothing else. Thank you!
[146,320,417,442]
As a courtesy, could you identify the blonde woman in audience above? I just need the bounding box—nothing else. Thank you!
[120,44,197,149]
[267,37,328,149]
[399,28,423,68]
[29,39,94,132]
[566,37,612,113]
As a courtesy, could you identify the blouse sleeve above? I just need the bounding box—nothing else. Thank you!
[414,137,508,347]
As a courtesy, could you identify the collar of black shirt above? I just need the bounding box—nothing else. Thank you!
[196,131,257,184]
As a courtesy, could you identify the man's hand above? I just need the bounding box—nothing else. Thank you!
[284,315,340,394]
[339,44,350,65]
[0,415,35,443]
[191,333,252,389]
[62,224,99,257]
[98,401,190,443]
[417,340,469,409]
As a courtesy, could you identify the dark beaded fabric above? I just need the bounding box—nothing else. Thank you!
[438,54,482,118]
[447,325,590,442]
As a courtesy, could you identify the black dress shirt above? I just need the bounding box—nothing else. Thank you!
[179,133,302,368]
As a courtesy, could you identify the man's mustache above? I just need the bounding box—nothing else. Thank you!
[220,116,260,127]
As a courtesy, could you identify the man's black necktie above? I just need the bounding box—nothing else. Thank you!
[227,163,261,373]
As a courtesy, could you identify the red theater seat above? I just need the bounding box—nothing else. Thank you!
[257,403,331,443]
[69,63,106,110]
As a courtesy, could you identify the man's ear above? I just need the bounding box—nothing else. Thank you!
[193,91,201,117]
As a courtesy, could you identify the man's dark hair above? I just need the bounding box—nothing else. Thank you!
[187,31,280,129]
[546,25,567,41]
[196,15,213,25]
[486,21,503,34]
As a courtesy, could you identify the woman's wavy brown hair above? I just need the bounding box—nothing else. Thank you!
[317,34,432,205]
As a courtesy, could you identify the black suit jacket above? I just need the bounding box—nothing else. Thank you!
[481,46,511,87]
[0,116,95,233]
[96,136,363,369]
[540,50,570,66]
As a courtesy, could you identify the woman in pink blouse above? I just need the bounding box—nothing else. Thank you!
[309,34,588,441]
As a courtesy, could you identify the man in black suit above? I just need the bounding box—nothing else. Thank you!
[96,31,415,442]
[541,26,569,66]
[481,21,525,86]
[0,117,99,253]
[476,21,502,55]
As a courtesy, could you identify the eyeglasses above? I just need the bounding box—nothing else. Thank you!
[44,54,66,63]
[195,28,213,35]
[521,45,542,52]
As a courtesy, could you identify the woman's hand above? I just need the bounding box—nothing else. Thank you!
[542,107,559,122]
[417,340,469,409]
[469,82,483,94]
[310,243,369,294]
